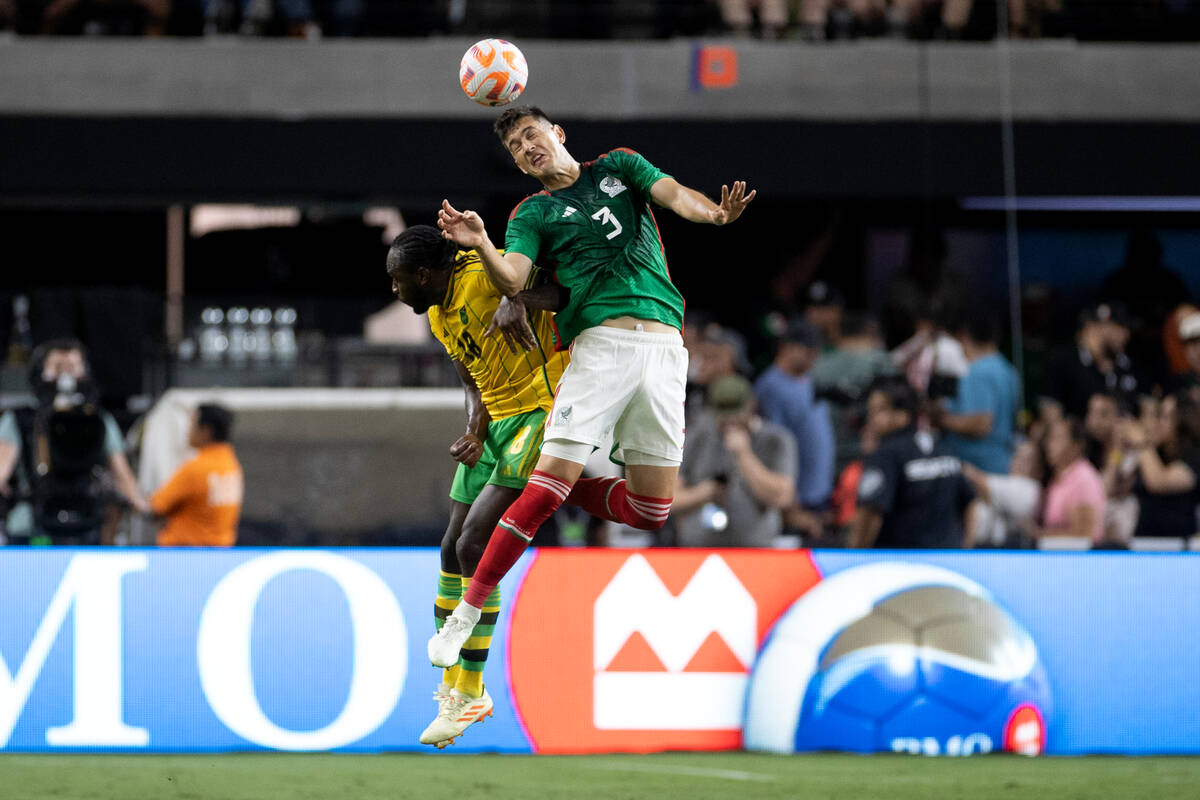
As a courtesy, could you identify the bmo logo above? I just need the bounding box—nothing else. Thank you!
[593,554,755,730]
[0,552,407,751]
[507,549,822,753]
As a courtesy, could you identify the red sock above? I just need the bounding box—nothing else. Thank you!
[565,477,672,531]
[463,470,570,608]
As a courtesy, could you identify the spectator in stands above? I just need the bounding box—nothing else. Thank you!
[150,403,243,547]
[0,339,148,545]
[673,375,796,547]
[1170,310,1200,392]
[755,318,836,511]
[811,310,896,473]
[1123,391,1200,542]
[1033,418,1107,546]
[1084,391,1121,471]
[802,280,843,353]
[1042,304,1142,421]
[932,316,1021,474]
[962,439,1043,548]
[1163,304,1199,381]
[718,0,788,38]
[849,377,974,548]
[1100,229,1189,374]
[205,0,362,36]
[39,0,170,35]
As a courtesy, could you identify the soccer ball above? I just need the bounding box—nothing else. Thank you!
[459,38,528,107]
[744,562,1052,756]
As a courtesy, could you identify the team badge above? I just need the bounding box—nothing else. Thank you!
[599,176,627,198]
[460,309,469,325]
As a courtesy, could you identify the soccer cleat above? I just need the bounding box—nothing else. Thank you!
[428,604,480,667]
[419,688,494,749]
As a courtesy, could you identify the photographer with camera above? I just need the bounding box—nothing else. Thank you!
[0,339,148,545]
[672,375,797,547]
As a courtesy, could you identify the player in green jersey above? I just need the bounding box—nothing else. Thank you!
[429,105,754,668]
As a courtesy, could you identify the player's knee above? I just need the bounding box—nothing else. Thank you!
[439,526,461,563]
[455,520,489,572]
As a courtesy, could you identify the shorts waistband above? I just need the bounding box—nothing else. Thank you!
[577,325,683,345]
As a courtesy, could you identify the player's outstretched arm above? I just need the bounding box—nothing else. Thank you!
[438,199,532,296]
[650,178,756,226]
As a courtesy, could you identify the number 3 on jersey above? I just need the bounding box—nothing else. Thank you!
[591,206,623,240]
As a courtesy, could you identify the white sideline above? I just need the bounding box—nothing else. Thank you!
[582,761,778,783]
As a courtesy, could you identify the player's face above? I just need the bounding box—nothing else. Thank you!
[389,267,435,314]
[504,117,566,178]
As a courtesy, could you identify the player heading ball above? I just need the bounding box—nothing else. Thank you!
[430,105,755,668]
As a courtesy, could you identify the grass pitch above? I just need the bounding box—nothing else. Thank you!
[1,752,1195,800]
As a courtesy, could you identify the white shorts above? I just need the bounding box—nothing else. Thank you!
[541,325,688,467]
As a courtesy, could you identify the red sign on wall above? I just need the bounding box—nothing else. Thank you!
[507,550,821,753]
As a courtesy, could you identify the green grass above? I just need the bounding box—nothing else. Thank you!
[1,752,1196,800]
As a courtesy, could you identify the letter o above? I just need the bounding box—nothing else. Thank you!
[197,552,407,750]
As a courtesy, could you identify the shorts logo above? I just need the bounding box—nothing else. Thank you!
[599,177,627,198]
[559,406,573,423]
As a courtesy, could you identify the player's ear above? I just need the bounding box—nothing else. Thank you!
[553,124,566,144]
[416,266,432,286]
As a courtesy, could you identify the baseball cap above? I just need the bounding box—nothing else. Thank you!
[804,280,844,308]
[1180,312,1200,343]
[707,375,753,416]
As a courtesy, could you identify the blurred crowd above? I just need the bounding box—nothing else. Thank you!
[666,252,1200,551]
[3,0,1200,41]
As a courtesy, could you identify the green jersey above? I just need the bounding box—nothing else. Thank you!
[504,148,686,348]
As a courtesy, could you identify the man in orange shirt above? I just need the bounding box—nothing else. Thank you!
[151,404,243,547]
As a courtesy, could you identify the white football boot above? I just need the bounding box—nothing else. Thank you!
[427,604,480,667]
[419,688,494,749]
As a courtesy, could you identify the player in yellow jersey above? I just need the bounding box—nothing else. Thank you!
[385,224,568,749]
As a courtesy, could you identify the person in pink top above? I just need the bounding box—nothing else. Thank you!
[1039,418,1107,545]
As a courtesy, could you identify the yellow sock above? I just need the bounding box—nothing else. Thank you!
[434,569,463,687]
[455,577,500,699]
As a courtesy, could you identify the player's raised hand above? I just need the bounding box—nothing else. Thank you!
[485,296,538,354]
[449,432,485,467]
[438,199,487,248]
[711,181,756,226]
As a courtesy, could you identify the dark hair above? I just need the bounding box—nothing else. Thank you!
[494,105,553,143]
[387,225,458,277]
[961,315,998,345]
[27,338,88,387]
[1058,416,1088,446]
[196,403,234,443]
[1166,389,1200,460]
[839,311,876,340]
[870,376,919,420]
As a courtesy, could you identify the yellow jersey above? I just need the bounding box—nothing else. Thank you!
[427,250,568,420]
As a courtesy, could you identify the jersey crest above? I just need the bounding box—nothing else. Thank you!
[599,176,627,198]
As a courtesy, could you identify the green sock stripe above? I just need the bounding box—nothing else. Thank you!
[468,624,496,638]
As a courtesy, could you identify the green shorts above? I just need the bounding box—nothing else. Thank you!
[449,408,547,505]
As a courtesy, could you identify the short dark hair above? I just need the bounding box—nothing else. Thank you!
[839,311,876,340]
[494,105,553,143]
[196,403,234,443]
[871,376,919,419]
[27,337,88,386]
[387,225,458,277]
[961,315,998,345]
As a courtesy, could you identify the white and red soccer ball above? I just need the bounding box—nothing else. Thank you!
[459,38,528,107]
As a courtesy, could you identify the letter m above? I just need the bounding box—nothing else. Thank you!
[0,554,149,748]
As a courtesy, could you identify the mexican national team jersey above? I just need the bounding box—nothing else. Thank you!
[504,148,685,348]
[427,250,567,420]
